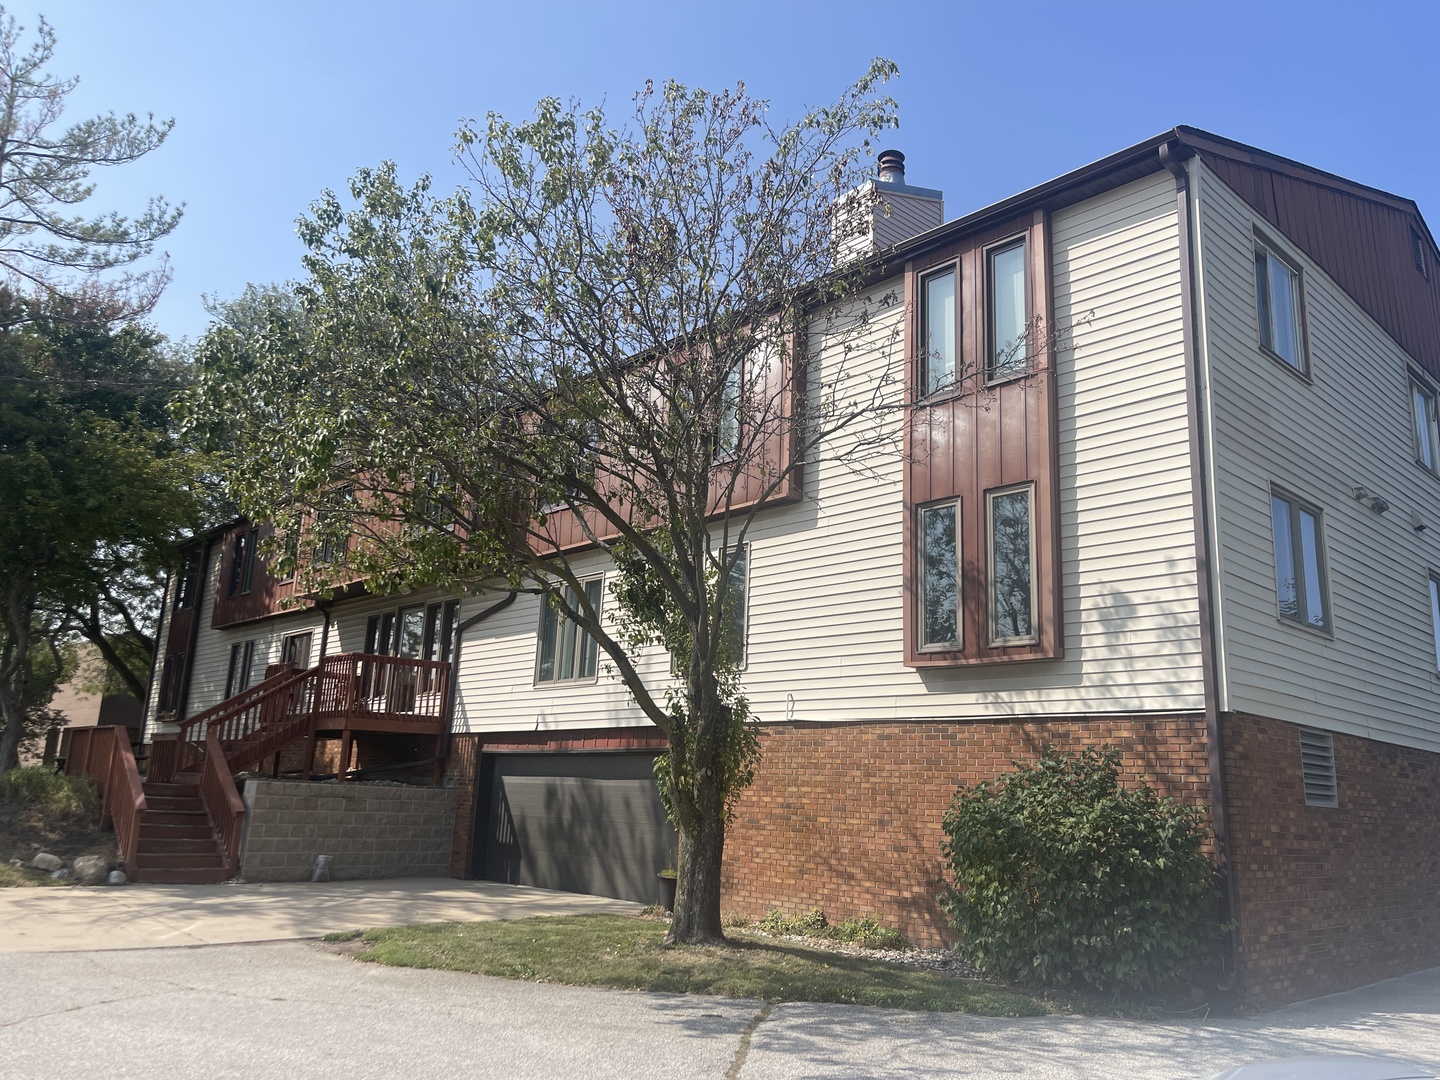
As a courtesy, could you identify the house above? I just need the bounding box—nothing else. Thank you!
[124,127,1440,1010]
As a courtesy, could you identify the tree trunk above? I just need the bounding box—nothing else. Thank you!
[666,787,728,945]
[0,686,23,772]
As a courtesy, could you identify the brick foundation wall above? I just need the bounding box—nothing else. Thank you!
[238,778,457,881]
[721,715,1211,948]
[267,732,439,782]
[1223,711,1440,1009]
[445,735,481,877]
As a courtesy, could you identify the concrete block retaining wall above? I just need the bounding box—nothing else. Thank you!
[238,779,458,882]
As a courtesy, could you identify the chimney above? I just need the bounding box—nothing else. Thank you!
[832,149,945,264]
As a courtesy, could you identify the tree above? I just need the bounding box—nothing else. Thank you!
[0,314,200,768]
[187,65,903,944]
[0,8,181,322]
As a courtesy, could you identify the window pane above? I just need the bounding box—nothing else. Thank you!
[1255,250,1273,353]
[1431,579,1440,672]
[921,504,959,647]
[1267,253,1301,368]
[1272,495,1298,620]
[537,602,558,682]
[555,588,579,680]
[722,547,747,665]
[990,242,1028,378]
[990,489,1034,641]
[1299,509,1326,628]
[397,607,425,659]
[578,580,602,678]
[1416,386,1436,469]
[924,269,956,394]
[717,365,741,458]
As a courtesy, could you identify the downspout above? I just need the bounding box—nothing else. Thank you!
[1160,141,1239,992]
[316,601,334,663]
[437,591,518,774]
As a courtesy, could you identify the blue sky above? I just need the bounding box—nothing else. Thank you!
[14,0,1438,343]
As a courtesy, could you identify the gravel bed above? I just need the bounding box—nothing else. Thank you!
[738,928,982,980]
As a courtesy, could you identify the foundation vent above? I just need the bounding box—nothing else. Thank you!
[1299,728,1338,807]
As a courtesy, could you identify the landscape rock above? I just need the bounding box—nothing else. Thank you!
[106,870,127,886]
[30,852,63,872]
[72,855,109,885]
[49,867,71,880]
[8,858,21,867]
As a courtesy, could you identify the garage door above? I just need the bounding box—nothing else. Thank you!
[478,752,677,904]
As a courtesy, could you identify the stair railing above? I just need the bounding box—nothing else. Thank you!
[200,725,246,875]
[157,667,317,781]
[64,725,146,880]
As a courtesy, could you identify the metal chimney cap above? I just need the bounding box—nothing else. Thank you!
[877,149,906,183]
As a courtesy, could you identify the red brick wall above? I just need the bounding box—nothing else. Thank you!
[446,735,481,877]
[1223,711,1440,1009]
[721,715,1212,948]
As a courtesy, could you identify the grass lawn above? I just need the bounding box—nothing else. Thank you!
[325,914,1048,1016]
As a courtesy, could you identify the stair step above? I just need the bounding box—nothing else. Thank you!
[136,852,225,870]
[143,782,201,798]
[140,837,219,854]
[140,823,212,840]
[146,796,204,812]
[145,810,210,827]
[137,866,232,885]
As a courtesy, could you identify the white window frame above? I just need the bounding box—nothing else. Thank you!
[1412,374,1440,475]
[1270,488,1332,634]
[917,498,962,651]
[534,576,604,685]
[1254,234,1308,376]
[985,482,1039,647]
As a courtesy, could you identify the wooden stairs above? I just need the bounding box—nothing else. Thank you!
[135,779,232,884]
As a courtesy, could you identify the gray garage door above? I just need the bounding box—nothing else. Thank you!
[479,752,677,904]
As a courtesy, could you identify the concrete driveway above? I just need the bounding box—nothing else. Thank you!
[0,876,639,952]
[1,941,1438,1079]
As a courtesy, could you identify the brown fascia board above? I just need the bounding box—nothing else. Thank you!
[863,125,1438,275]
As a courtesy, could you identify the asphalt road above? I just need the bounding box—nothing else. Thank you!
[3,941,1439,1079]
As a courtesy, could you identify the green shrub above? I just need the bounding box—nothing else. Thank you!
[939,746,1223,995]
[0,767,99,818]
[828,917,908,950]
[759,907,828,936]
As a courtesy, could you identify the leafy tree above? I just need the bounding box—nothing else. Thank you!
[0,315,200,768]
[187,65,904,944]
[939,746,1224,995]
[0,8,181,322]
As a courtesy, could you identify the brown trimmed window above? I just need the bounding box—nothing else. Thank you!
[921,266,957,395]
[1255,239,1306,373]
[227,527,259,597]
[986,484,1037,646]
[157,653,185,713]
[918,501,961,650]
[1412,376,1440,473]
[224,641,257,698]
[173,551,201,611]
[1270,489,1330,632]
[987,237,1029,381]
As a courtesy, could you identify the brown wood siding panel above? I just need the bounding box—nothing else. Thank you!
[1197,150,1440,381]
[902,209,1060,666]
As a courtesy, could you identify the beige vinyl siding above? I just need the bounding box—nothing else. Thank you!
[141,573,176,739]
[1195,160,1440,752]
[454,171,1204,734]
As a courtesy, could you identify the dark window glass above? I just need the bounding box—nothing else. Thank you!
[920,503,959,648]
[988,487,1035,643]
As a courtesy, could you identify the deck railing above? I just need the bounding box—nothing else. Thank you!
[315,653,451,727]
[200,725,246,874]
[65,726,146,879]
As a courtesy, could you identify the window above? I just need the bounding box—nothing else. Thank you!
[918,501,960,649]
[987,484,1037,645]
[1414,378,1440,473]
[1429,575,1440,672]
[1271,490,1330,631]
[365,612,397,656]
[716,364,743,460]
[536,578,603,683]
[173,551,201,611]
[227,528,258,597]
[987,239,1028,380]
[1299,728,1338,808]
[921,267,956,395]
[1255,241,1305,372]
[157,653,185,713]
[224,640,257,699]
[720,546,748,666]
[280,632,312,669]
[423,600,461,665]
[315,486,353,565]
[1413,228,1429,281]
